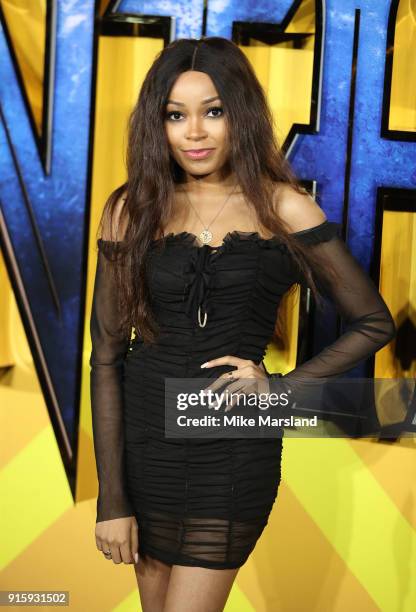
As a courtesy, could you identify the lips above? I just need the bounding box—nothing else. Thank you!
[182,148,215,160]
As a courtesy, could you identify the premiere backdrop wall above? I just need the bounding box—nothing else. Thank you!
[0,1,415,611]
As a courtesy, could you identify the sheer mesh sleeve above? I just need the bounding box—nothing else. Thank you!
[89,238,134,522]
[281,220,396,380]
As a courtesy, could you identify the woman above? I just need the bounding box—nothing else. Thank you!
[89,37,396,611]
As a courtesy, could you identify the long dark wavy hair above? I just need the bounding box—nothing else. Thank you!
[96,36,340,346]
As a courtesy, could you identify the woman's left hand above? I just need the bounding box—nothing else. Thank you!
[201,356,269,412]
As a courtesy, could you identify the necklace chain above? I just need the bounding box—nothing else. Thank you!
[180,182,239,244]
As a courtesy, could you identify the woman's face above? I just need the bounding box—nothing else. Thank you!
[164,70,230,179]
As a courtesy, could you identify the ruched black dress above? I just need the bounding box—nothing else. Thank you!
[89,220,396,569]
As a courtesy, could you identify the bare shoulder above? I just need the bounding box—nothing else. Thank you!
[272,182,327,233]
[101,189,129,241]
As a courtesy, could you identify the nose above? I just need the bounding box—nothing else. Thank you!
[185,114,208,140]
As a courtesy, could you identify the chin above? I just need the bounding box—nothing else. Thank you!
[185,160,220,171]
[187,165,217,173]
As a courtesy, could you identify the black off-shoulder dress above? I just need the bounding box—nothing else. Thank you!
[89,220,395,569]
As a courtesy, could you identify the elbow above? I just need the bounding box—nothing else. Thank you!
[379,311,396,347]
[373,306,397,347]
[89,345,127,368]
[385,315,397,344]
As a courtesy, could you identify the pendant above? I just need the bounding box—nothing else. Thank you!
[199,229,212,244]
[198,305,207,327]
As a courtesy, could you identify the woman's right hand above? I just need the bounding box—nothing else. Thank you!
[95,516,139,565]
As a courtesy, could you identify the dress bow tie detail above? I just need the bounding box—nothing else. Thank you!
[184,246,218,327]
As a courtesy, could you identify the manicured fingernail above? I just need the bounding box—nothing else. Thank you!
[201,362,210,368]
[134,553,138,563]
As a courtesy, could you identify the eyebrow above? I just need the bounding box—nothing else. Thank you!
[166,96,221,107]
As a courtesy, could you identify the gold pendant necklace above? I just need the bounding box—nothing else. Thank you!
[180,182,239,244]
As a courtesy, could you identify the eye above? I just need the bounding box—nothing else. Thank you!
[166,110,183,121]
[206,106,224,118]
[165,106,224,122]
